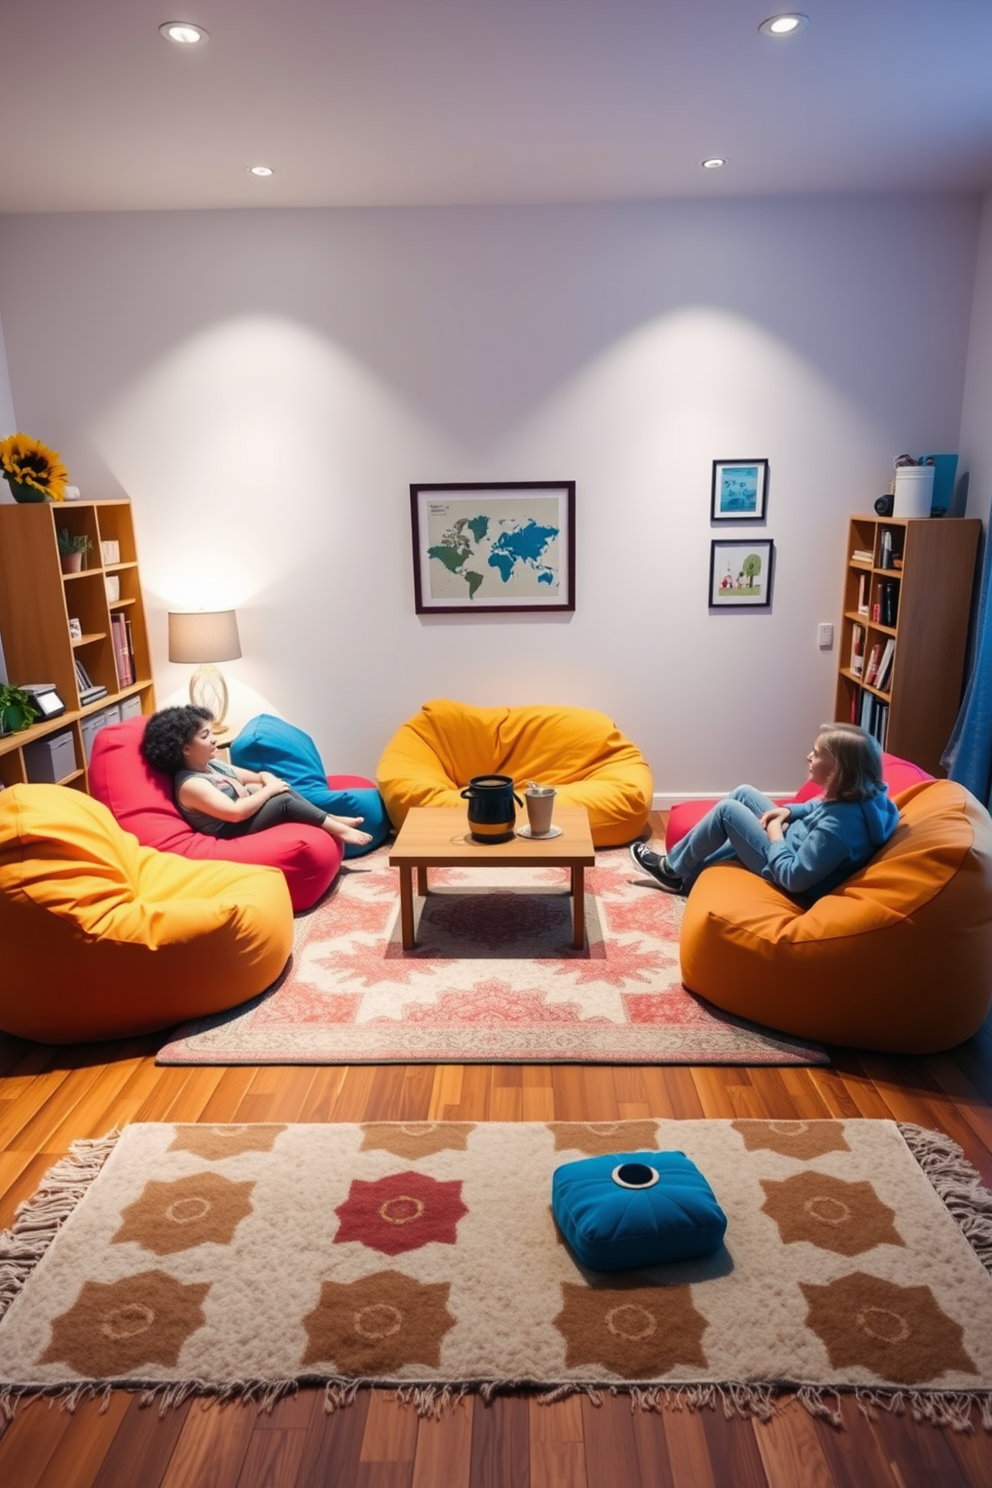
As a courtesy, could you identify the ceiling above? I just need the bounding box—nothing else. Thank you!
[1,0,991,213]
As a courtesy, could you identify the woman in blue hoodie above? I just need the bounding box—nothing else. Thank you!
[631,724,900,902]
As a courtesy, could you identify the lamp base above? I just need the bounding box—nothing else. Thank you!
[189,664,229,730]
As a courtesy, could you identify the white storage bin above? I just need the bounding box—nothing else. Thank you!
[893,466,934,519]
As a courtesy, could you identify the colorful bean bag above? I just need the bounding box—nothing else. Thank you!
[679,779,992,1054]
[88,716,342,912]
[665,751,932,850]
[229,714,390,857]
[0,785,292,1044]
[376,699,653,848]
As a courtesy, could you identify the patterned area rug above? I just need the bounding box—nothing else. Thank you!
[2,1121,992,1430]
[157,846,826,1065]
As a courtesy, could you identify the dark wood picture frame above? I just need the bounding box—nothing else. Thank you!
[411,481,575,614]
[711,458,769,522]
[709,538,775,608]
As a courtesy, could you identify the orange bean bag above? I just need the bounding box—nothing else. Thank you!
[679,779,992,1054]
[377,699,653,848]
[0,785,293,1044]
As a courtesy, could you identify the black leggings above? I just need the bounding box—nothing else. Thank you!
[220,788,328,839]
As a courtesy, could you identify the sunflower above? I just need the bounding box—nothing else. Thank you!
[0,432,68,501]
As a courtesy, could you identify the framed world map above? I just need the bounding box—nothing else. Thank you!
[410,482,575,614]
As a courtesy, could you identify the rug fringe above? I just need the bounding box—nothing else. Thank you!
[0,1132,121,1327]
[898,1122,992,1274]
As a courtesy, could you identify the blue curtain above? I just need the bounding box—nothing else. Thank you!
[942,526,992,807]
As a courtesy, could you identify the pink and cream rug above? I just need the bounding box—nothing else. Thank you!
[1,1120,991,1429]
[157,846,827,1065]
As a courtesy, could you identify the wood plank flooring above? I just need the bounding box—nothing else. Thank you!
[2,817,991,1485]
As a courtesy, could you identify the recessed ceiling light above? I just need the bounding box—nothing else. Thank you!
[247,165,274,177]
[701,158,726,170]
[159,21,209,46]
[758,13,809,37]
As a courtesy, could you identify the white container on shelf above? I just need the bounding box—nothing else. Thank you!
[893,465,934,519]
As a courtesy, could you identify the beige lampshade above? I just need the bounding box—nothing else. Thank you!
[167,610,242,728]
[167,609,242,664]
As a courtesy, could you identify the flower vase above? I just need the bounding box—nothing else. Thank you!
[4,476,49,503]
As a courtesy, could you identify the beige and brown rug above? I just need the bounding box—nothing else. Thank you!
[2,1120,991,1430]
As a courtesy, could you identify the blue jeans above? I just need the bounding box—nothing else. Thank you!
[665,785,778,890]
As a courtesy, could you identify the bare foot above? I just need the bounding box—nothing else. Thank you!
[337,825,373,846]
[326,814,364,828]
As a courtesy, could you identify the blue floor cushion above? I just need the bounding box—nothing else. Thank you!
[551,1150,727,1271]
[230,714,391,858]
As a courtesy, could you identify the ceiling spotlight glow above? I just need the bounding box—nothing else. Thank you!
[701,158,726,170]
[247,165,274,177]
[758,14,809,37]
[159,22,209,45]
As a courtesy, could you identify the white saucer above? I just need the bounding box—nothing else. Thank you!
[517,824,562,839]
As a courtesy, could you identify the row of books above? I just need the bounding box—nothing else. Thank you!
[855,572,899,626]
[111,612,136,690]
[848,625,895,692]
[74,657,107,706]
[850,686,890,749]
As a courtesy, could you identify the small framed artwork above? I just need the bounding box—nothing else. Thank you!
[411,481,575,614]
[711,458,768,521]
[709,539,774,608]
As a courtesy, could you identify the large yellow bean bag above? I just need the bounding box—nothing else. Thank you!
[679,780,992,1054]
[0,785,293,1044]
[377,699,653,848]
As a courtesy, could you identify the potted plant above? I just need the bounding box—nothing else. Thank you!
[0,684,38,737]
[57,528,92,574]
[0,432,68,503]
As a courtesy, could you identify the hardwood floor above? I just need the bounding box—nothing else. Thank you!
[2,822,991,1485]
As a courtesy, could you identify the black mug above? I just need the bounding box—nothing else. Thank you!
[460,775,523,843]
[874,493,894,516]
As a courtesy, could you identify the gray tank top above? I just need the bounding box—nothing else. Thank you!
[174,760,243,837]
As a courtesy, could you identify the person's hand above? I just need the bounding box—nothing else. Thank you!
[266,778,290,796]
[760,807,791,833]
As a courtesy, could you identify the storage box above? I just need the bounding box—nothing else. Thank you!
[893,465,934,519]
[80,705,122,764]
[104,575,121,603]
[23,730,77,783]
[119,695,143,720]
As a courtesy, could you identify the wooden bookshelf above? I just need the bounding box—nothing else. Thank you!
[835,515,981,775]
[0,499,155,790]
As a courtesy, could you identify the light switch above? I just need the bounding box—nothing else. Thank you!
[818,622,834,649]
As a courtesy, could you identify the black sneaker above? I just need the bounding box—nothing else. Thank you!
[629,841,685,894]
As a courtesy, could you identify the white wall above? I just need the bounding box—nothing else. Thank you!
[959,189,992,529]
[0,196,980,795]
[0,303,17,678]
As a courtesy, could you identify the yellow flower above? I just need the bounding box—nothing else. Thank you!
[0,432,68,501]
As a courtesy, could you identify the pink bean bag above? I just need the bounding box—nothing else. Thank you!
[89,716,346,912]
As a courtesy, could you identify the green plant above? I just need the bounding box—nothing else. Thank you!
[57,528,91,557]
[0,683,38,735]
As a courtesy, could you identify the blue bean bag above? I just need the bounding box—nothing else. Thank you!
[230,714,391,858]
[552,1151,727,1271]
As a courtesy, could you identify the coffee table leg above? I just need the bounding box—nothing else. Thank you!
[571,866,585,948]
[399,866,416,950]
[417,866,429,897]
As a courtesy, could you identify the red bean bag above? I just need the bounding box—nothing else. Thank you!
[89,716,346,912]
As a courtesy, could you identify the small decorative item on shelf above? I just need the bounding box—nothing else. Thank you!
[57,528,92,574]
[0,683,38,736]
[0,433,68,504]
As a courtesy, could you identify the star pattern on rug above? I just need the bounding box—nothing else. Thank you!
[554,1281,709,1378]
[301,1271,455,1373]
[40,1271,210,1376]
[801,1272,979,1385]
[760,1172,905,1256]
[113,1172,255,1255]
[334,1171,468,1256]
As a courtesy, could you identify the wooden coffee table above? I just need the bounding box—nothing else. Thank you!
[388,805,596,951]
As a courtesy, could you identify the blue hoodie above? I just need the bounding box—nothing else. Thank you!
[763,785,900,901]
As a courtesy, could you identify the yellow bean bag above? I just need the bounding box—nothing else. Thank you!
[377,699,653,848]
[0,785,293,1044]
[679,779,992,1054]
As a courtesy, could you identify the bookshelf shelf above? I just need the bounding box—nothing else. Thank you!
[835,514,981,774]
[0,500,156,790]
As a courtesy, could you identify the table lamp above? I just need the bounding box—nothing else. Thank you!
[167,609,242,729]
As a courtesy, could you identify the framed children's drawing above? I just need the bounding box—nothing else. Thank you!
[711,459,769,521]
[709,539,774,608]
[410,481,575,614]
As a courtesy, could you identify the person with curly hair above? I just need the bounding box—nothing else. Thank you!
[140,705,372,847]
